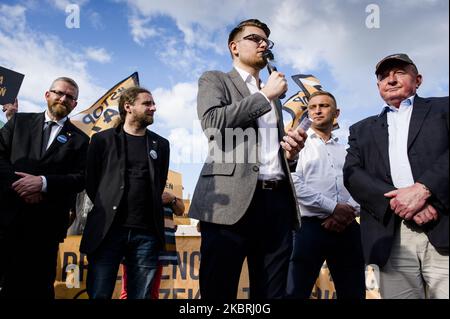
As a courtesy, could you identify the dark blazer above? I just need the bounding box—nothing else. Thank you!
[0,112,89,241]
[80,125,170,255]
[188,68,300,228]
[343,95,449,267]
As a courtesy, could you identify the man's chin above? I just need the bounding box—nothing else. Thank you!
[49,106,69,119]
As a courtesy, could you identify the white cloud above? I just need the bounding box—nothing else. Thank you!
[0,4,104,115]
[267,0,449,119]
[128,14,158,45]
[167,125,208,165]
[84,47,112,63]
[0,4,26,33]
[152,82,198,129]
[46,0,89,11]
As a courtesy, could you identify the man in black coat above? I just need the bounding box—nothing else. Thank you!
[0,77,89,298]
[80,86,169,299]
[344,54,448,298]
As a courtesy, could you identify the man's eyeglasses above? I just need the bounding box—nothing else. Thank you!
[50,90,77,102]
[240,34,274,49]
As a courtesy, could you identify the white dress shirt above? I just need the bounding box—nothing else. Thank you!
[234,65,284,180]
[384,95,415,188]
[40,111,68,192]
[291,129,360,218]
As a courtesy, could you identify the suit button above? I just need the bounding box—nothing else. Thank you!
[113,206,117,210]
[120,185,124,190]
[253,166,259,172]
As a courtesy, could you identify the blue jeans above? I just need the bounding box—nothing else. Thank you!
[86,226,160,299]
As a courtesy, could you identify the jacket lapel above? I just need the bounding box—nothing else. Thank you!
[272,98,286,142]
[371,112,391,175]
[146,131,156,188]
[32,112,45,159]
[228,68,251,98]
[43,120,71,157]
[408,96,431,149]
[115,126,126,174]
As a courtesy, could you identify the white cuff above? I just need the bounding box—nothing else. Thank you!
[41,176,48,192]
[321,197,337,215]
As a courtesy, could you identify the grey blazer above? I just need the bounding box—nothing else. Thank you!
[189,68,300,228]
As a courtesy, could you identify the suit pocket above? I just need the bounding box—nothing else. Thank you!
[200,163,236,176]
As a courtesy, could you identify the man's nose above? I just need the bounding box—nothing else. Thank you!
[387,72,397,84]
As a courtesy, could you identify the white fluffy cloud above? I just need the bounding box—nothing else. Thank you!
[46,0,90,11]
[84,47,112,63]
[0,4,105,117]
[152,81,198,129]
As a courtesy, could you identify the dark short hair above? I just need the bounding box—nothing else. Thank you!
[50,77,79,99]
[118,86,151,121]
[308,91,337,108]
[228,19,271,45]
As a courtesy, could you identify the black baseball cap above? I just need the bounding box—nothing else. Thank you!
[375,53,417,75]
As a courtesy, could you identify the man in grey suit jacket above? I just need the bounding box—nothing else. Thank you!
[189,19,307,299]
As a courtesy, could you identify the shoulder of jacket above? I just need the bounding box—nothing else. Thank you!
[148,130,169,146]
[350,115,378,130]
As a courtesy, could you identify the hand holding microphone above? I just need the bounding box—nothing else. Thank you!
[262,50,287,99]
[260,71,288,101]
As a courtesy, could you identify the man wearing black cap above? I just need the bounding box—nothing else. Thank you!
[343,54,448,298]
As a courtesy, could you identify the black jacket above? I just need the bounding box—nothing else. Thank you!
[80,125,170,255]
[0,112,89,241]
[344,96,449,267]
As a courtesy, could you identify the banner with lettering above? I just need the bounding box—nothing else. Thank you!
[70,72,139,137]
[283,74,339,131]
[55,234,380,299]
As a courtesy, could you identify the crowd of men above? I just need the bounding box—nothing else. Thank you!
[0,18,448,300]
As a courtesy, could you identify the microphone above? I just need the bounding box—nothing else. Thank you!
[263,50,286,99]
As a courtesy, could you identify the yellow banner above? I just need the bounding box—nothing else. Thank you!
[55,235,380,299]
[283,74,338,131]
[70,73,139,137]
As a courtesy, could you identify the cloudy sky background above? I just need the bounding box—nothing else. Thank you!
[0,0,448,198]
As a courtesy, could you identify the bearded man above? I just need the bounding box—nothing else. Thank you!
[0,77,89,298]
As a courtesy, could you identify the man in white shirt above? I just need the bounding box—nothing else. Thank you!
[287,91,366,299]
[344,54,448,299]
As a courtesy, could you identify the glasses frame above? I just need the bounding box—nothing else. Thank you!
[49,89,77,102]
[240,33,274,49]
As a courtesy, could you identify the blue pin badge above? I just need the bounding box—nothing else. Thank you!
[57,134,68,144]
[149,149,158,160]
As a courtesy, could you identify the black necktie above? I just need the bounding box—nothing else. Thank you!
[41,122,56,156]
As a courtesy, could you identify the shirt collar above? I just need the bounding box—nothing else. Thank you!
[234,65,259,88]
[308,128,339,143]
[44,110,67,127]
[378,95,415,117]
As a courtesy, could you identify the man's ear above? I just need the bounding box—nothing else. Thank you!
[334,108,340,119]
[124,102,132,113]
[229,41,239,58]
[415,74,423,89]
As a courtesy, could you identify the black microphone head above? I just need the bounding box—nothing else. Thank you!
[263,50,274,62]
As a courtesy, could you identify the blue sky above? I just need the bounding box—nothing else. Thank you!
[1,0,448,199]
